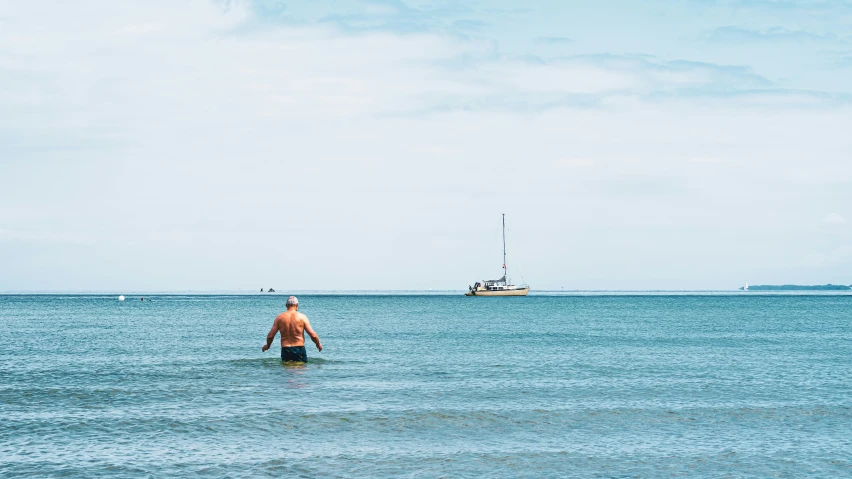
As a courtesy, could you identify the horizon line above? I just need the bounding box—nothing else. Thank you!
[2,289,850,295]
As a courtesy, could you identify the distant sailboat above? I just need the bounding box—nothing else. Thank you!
[465,214,530,296]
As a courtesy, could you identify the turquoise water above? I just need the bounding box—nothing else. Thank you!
[1,294,850,477]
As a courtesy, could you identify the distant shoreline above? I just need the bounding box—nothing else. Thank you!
[741,284,851,291]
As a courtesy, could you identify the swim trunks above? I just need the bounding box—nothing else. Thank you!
[281,346,308,362]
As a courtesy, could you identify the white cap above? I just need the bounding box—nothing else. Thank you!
[286,296,299,307]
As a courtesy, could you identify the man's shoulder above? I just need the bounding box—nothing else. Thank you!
[276,311,304,321]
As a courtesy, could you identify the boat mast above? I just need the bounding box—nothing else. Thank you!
[502,213,508,283]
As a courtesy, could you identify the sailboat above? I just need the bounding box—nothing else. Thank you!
[465,214,530,296]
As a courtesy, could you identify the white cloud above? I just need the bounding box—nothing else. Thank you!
[111,22,166,36]
[2,1,852,290]
[823,213,847,224]
[556,158,595,168]
[802,250,829,267]
[802,245,852,268]
[0,228,94,244]
[688,156,729,164]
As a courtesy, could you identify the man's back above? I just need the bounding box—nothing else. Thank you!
[275,310,309,347]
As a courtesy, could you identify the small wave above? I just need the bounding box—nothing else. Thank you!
[226,356,341,367]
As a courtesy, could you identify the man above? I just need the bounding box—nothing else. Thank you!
[262,296,322,362]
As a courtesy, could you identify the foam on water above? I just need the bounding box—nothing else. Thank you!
[1,294,850,477]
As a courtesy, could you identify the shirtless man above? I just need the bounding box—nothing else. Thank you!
[261,296,322,362]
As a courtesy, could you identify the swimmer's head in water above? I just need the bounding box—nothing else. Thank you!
[286,296,299,307]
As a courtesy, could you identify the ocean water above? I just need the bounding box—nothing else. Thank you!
[1,294,850,478]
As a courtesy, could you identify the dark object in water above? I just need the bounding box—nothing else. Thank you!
[268,288,276,293]
[260,288,264,292]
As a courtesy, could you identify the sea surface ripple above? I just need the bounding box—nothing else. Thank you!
[1,294,850,477]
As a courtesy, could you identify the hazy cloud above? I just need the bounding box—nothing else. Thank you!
[2,0,852,290]
[823,213,848,224]
[537,36,574,44]
[555,158,595,169]
[452,19,488,31]
[802,245,852,267]
[703,26,841,43]
[688,156,730,164]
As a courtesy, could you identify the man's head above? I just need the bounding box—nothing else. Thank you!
[286,296,299,309]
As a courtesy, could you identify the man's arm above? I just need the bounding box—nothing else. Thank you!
[303,316,322,352]
[261,317,278,352]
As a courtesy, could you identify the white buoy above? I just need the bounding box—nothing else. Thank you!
[118,295,125,301]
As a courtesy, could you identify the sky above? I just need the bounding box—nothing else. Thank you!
[1,0,851,291]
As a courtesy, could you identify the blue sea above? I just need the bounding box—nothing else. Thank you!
[1,293,850,477]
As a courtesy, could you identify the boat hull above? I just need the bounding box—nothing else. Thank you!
[465,287,530,297]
